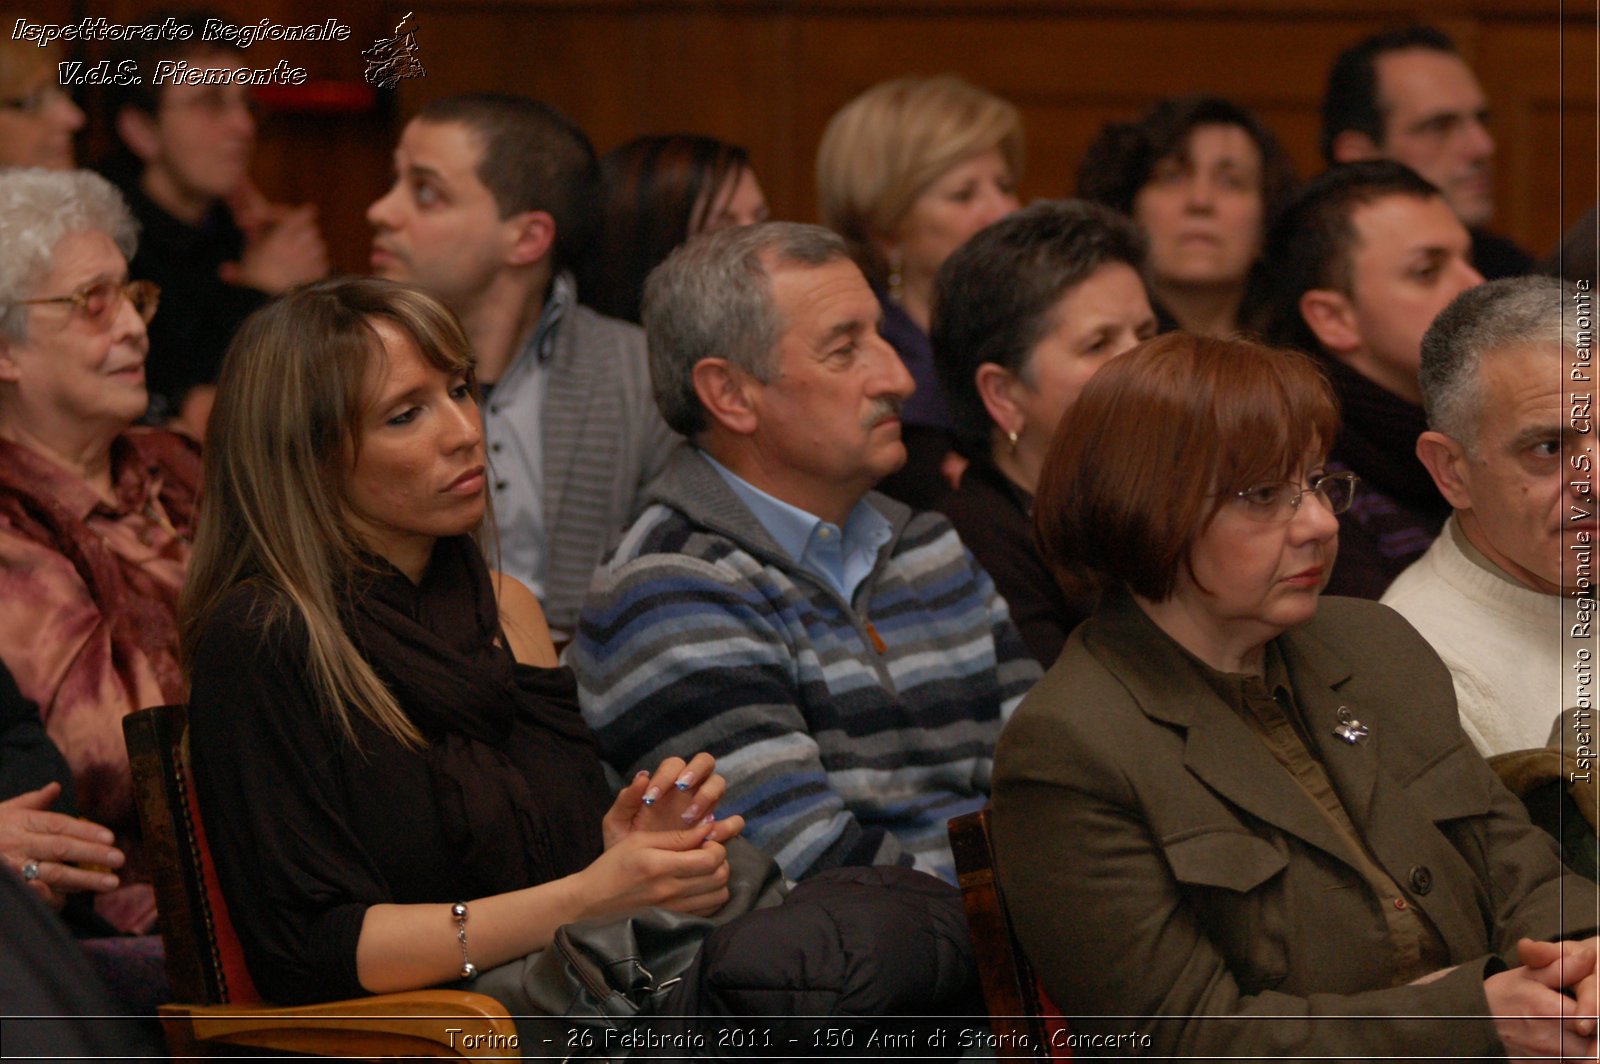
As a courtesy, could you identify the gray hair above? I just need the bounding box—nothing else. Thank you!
[642,221,848,437]
[1420,276,1581,450]
[0,168,138,343]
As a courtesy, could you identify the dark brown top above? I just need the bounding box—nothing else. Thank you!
[937,458,1092,667]
[1199,647,1450,985]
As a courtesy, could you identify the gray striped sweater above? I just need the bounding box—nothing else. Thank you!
[570,448,1041,883]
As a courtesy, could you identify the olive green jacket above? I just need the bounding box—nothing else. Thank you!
[993,592,1597,1060]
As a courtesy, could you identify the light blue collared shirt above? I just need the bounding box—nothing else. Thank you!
[703,453,892,605]
[482,271,576,599]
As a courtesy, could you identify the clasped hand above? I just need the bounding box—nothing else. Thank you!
[601,752,742,846]
[1486,936,1600,1063]
[576,753,746,922]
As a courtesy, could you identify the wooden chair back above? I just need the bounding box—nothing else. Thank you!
[948,806,1071,1060]
[124,702,254,1004]
[124,704,519,1058]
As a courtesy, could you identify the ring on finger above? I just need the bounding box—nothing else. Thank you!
[21,859,41,882]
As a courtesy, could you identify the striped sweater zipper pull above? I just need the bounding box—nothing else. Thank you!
[864,620,887,654]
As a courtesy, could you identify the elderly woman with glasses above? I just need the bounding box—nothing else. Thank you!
[993,332,1600,1060]
[0,168,193,935]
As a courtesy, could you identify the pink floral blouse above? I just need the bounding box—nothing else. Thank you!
[0,430,198,929]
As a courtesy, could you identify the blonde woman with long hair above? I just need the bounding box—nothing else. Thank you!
[181,278,742,1005]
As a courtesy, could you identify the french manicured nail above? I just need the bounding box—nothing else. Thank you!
[674,771,695,791]
[680,803,703,823]
[642,786,661,806]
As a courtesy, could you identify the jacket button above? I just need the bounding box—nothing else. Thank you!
[1409,866,1433,895]
[1393,897,1408,910]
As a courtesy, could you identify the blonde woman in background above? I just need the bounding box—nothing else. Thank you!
[817,75,1022,509]
[0,41,85,170]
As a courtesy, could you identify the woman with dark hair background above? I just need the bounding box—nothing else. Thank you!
[1078,94,1298,339]
[933,199,1156,666]
[580,134,769,324]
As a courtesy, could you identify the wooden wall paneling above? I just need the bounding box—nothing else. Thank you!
[636,9,806,224]
[1560,107,1600,241]
[1461,20,1548,252]
[1478,21,1599,261]
[1555,18,1598,251]
[399,4,809,224]
[395,7,633,114]
[1523,104,1600,261]
[780,1,1569,15]
[363,1,1594,15]
[11,2,1596,270]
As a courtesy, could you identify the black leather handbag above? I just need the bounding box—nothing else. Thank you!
[469,837,787,1060]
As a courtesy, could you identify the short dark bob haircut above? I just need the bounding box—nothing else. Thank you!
[932,199,1147,461]
[1035,332,1339,603]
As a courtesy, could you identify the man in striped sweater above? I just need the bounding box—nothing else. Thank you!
[570,222,1041,884]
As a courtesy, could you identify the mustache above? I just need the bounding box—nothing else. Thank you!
[862,396,903,430]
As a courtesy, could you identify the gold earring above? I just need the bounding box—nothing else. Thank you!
[887,250,904,305]
[1007,429,1020,455]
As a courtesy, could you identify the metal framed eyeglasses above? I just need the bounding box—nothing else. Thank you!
[13,280,161,328]
[1232,471,1359,523]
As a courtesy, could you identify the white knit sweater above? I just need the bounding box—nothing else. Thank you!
[1381,517,1592,756]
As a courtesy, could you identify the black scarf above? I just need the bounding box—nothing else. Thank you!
[346,537,609,898]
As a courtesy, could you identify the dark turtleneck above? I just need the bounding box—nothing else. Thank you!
[1318,356,1449,600]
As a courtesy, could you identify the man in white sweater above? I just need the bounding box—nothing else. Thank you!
[1382,276,1594,756]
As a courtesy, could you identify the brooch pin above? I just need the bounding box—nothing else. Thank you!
[1333,706,1370,745]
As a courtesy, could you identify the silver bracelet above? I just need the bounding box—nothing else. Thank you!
[451,901,476,978]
